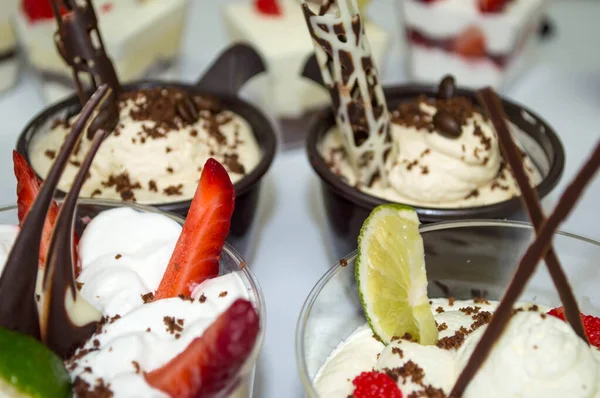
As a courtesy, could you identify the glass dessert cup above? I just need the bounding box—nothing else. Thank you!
[306,84,565,258]
[0,198,266,398]
[16,79,277,258]
[295,219,600,397]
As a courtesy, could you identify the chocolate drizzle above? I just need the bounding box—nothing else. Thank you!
[0,85,111,355]
[51,0,120,138]
[449,89,600,397]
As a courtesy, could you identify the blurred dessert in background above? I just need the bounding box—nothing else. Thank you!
[223,0,390,120]
[0,0,19,93]
[14,0,189,103]
[400,0,546,89]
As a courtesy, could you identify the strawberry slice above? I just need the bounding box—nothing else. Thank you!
[478,0,507,13]
[548,307,600,348]
[255,0,281,16]
[154,158,234,300]
[453,26,486,59]
[145,299,259,398]
[13,151,80,274]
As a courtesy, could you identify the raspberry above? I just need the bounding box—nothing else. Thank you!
[352,371,403,398]
[547,307,600,348]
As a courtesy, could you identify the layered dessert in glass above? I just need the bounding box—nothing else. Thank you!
[14,0,189,103]
[399,0,547,89]
[0,87,264,397]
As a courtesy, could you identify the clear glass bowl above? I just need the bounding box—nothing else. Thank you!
[0,198,265,398]
[295,220,600,397]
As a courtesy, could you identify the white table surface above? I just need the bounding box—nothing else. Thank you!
[0,1,599,397]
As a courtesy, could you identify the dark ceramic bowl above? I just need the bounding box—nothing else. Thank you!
[306,84,565,258]
[16,45,277,257]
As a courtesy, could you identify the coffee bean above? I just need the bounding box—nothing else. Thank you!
[437,75,456,99]
[433,110,462,138]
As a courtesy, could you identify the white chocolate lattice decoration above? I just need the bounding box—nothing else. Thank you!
[302,0,391,186]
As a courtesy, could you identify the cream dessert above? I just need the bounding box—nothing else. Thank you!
[401,0,546,89]
[320,91,541,208]
[0,207,255,397]
[14,0,188,103]
[29,87,262,204]
[0,87,261,398]
[223,0,390,119]
[315,298,600,398]
[0,0,19,93]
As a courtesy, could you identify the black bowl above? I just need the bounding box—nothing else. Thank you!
[16,80,277,257]
[306,84,565,259]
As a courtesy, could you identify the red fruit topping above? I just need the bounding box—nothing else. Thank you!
[145,299,260,398]
[154,159,235,300]
[548,307,600,348]
[255,0,281,16]
[352,371,403,398]
[453,26,486,58]
[478,0,507,13]
[13,151,80,274]
[22,0,67,22]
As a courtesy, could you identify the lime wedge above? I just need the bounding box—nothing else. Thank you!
[356,204,438,345]
[0,327,71,398]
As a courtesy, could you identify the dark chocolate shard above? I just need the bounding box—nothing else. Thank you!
[0,85,110,342]
[301,53,326,87]
[477,87,587,342]
[450,139,600,397]
[40,130,105,358]
[196,43,266,97]
[52,0,120,138]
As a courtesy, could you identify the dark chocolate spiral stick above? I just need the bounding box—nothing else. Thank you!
[450,137,600,397]
[51,0,119,137]
[0,86,111,350]
[477,88,587,342]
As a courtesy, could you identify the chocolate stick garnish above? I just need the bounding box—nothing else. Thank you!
[0,85,111,340]
[301,0,392,187]
[477,88,587,342]
[450,141,600,397]
[40,131,107,358]
[52,0,119,138]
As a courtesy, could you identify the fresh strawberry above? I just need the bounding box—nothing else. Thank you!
[255,0,281,16]
[22,0,67,22]
[154,159,234,300]
[548,307,600,348]
[478,0,508,13]
[13,151,80,274]
[145,299,259,398]
[352,371,403,398]
[453,26,486,59]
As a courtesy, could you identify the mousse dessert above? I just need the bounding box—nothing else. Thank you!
[15,0,189,103]
[400,0,546,89]
[303,88,600,398]
[224,0,389,119]
[0,0,18,92]
[319,76,542,208]
[0,86,262,397]
[29,87,262,204]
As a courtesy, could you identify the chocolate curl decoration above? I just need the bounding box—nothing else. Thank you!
[52,0,119,138]
[477,88,587,343]
[301,0,392,187]
[0,86,111,351]
[450,133,600,396]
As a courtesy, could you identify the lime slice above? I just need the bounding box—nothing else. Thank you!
[0,327,71,398]
[356,204,438,345]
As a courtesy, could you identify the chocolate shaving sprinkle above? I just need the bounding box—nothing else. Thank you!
[178,294,194,302]
[141,292,154,303]
[76,282,83,291]
[115,254,122,260]
[163,316,184,335]
[132,361,141,374]
[102,172,141,201]
[219,291,228,298]
[148,180,158,192]
[163,184,183,196]
[199,294,207,303]
[44,150,57,159]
